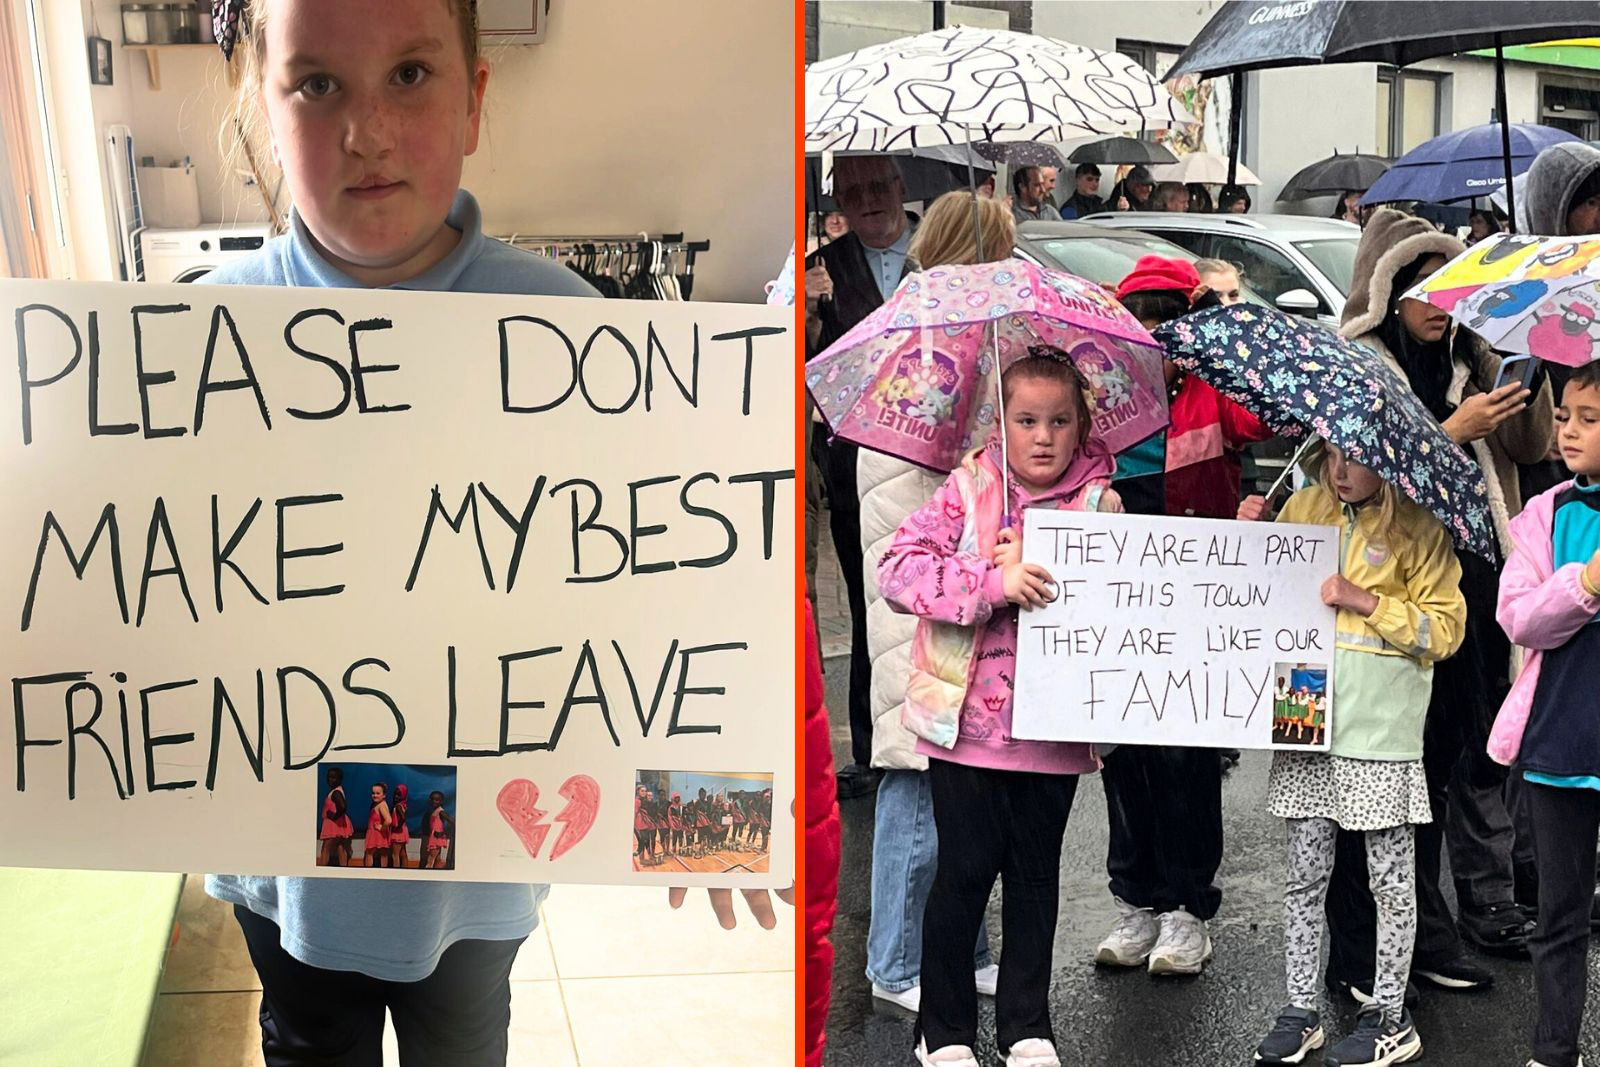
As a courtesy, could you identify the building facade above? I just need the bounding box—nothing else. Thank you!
[808,1,1600,212]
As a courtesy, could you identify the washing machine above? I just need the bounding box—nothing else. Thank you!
[135,223,275,283]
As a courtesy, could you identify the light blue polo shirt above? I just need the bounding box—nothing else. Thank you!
[201,189,597,981]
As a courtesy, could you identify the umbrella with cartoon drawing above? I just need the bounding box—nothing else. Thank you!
[806,257,1169,474]
[1404,231,1600,367]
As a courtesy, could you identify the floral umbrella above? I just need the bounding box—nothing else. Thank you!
[1403,231,1600,367]
[807,258,1168,474]
[1156,304,1496,559]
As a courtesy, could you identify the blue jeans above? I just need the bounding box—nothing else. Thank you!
[866,768,992,991]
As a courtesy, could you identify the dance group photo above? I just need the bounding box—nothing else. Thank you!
[315,764,458,871]
[802,5,1600,1067]
[633,771,775,874]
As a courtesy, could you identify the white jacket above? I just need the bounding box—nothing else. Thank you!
[858,450,944,771]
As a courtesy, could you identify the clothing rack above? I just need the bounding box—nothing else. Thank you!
[492,232,710,301]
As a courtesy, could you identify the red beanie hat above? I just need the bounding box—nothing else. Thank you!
[1115,255,1201,302]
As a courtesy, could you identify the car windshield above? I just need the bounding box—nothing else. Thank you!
[1028,234,1267,306]
[1292,237,1359,297]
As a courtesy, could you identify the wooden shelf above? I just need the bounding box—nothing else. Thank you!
[122,44,235,91]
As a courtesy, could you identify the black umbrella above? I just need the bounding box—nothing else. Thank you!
[1165,1,1600,230]
[1068,137,1178,166]
[1278,152,1392,201]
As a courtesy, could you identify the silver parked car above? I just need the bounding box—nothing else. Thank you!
[1075,212,1361,324]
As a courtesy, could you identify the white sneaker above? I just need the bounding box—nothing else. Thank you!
[1094,897,1161,966]
[1147,908,1214,975]
[974,963,999,996]
[916,1037,980,1066]
[871,981,919,1012]
[1005,1037,1060,1067]
[1527,1060,1584,1067]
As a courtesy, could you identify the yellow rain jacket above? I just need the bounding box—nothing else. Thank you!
[1278,486,1466,760]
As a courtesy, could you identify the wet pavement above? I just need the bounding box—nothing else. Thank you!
[819,651,1600,1067]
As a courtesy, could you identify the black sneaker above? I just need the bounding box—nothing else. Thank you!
[1324,1007,1423,1066]
[1460,901,1535,957]
[1413,953,1495,991]
[1326,975,1420,1008]
[1254,1006,1324,1064]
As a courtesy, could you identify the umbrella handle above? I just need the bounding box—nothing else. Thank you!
[1263,436,1321,508]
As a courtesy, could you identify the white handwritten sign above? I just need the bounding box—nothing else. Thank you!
[1012,509,1337,750]
[0,279,793,888]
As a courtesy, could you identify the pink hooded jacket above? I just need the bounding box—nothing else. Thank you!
[1487,480,1600,765]
[878,437,1121,776]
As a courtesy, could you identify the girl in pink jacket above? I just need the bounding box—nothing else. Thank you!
[1488,361,1600,1067]
[879,347,1121,1067]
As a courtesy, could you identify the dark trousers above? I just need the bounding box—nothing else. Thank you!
[1327,703,1464,980]
[814,432,873,767]
[1448,744,1538,910]
[1101,744,1224,919]
[234,905,525,1067]
[1526,782,1600,1067]
[918,760,1079,1054]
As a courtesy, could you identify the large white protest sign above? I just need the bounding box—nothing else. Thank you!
[0,279,793,888]
[1013,508,1338,750]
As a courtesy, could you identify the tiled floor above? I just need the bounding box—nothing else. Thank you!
[144,877,794,1066]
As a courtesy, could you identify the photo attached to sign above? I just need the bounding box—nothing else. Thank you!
[633,770,773,875]
[1271,663,1330,748]
[316,762,457,871]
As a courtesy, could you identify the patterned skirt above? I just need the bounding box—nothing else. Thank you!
[1266,750,1432,831]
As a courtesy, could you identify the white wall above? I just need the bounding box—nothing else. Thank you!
[56,0,793,302]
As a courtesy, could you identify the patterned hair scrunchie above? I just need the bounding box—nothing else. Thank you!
[212,0,247,62]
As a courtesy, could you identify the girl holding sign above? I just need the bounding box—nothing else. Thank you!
[1238,444,1465,1067]
[880,349,1122,1067]
[189,3,792,1064]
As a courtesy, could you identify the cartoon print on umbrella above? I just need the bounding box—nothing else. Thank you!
[1408,232,1600,367]
[1526,299,1600,367]
[807,257,1169,474]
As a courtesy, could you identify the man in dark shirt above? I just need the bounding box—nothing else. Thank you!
[805,155,916,798]
[1061,163,1107,219]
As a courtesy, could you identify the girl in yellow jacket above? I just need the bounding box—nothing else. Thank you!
[1238,441,1464,1067]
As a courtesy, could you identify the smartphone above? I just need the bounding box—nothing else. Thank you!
[1494,354,1540,393]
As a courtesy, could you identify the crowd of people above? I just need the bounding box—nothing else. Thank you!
[803,141,1600,1067]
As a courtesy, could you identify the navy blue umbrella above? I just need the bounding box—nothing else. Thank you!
[1155,304,1496,560]
[1359,123,1579,207]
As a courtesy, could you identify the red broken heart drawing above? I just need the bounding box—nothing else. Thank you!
[497,775,601,861]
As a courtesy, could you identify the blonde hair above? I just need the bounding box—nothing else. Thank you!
[1194,258,1242,280]
[221,0,482,221]
[1307,444,1404,548]
[908,191,1016,270]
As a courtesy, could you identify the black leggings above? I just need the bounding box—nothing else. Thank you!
[918,760,1078,1054]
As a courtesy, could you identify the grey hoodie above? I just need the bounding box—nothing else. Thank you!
[1524,142,1600,237]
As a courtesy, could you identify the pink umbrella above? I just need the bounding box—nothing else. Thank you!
[807,257,1168,482]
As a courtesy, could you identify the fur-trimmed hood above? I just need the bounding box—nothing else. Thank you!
[1339,208,1465,340]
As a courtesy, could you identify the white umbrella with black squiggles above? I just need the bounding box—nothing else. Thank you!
[805,27,1196,155]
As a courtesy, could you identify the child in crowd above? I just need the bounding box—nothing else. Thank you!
[1193,258,1245,309]
[364,783,392,868]
[389,784,409,869]
[317,766,352,867]
[1094,256,1271,979]
[1487,362,1600,1067]
[880,348,1123,1067]
[1238,442,1465,1066]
